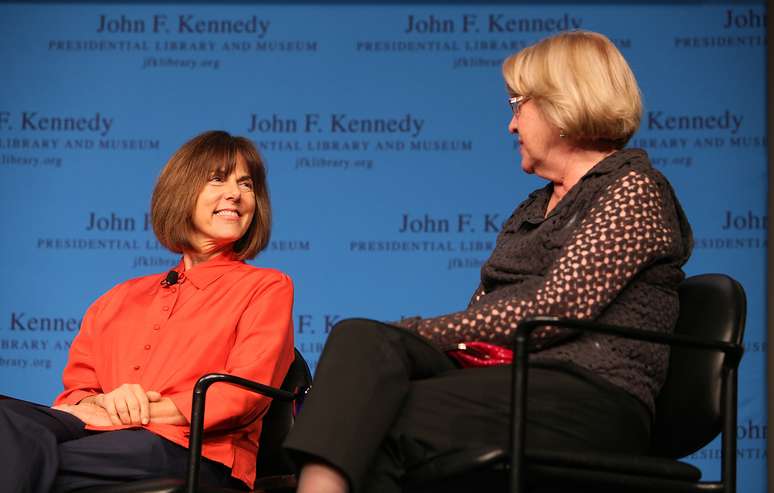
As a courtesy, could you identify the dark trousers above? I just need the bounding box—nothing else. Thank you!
[0,397,233,493]
[284,319,651,493]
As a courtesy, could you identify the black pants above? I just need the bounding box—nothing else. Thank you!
[284,319,651,493]
[0,397,234,493]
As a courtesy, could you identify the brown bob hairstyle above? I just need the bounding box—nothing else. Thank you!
[150,130,271,260]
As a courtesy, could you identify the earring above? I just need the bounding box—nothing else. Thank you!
[559,130,566,138]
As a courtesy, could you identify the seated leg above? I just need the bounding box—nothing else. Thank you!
[52,429,234,492]
[371,365,651,492]
[285,318,456,492]
[0,398,88,493]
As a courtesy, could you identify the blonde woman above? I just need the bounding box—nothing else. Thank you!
[285,31,693,493]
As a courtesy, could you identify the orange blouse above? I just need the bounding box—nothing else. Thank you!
[54,254,295,488]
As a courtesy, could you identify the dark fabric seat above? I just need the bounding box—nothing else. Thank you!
[78,348,311,493]
[405,273,747,493]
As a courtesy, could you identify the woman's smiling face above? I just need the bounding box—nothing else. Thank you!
[189,153,256,254]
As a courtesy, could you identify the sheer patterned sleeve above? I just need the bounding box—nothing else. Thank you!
[414,170,678,349]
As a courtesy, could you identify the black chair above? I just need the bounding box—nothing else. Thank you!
[405,273,747,493]
[80,348,312,493]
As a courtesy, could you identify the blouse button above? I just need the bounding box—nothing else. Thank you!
[133,365,140,371]
[153,324,160,331]
[171,287,177,293]
[144,345,151,350]
[162,306,169,311]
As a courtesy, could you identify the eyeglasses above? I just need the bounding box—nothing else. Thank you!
[508,95,529,117]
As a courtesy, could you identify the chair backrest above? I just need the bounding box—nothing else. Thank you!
[255,348,312,476]
[650,274,746,458]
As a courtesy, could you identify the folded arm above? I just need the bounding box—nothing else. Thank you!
[412,171,678,349]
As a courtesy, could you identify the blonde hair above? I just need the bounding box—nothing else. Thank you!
[502,31,642,148]
[151,130,271,260]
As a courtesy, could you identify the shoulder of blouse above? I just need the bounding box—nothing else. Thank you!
[229,265,295,303]
[232,263,293,284]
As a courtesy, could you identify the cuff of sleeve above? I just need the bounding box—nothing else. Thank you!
[168,391,194,426]
[167,388,257,433]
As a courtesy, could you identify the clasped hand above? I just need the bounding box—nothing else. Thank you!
[54,383,162,427]
[94,383,162,425]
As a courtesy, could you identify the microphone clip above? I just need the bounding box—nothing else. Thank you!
[160,270,185,288]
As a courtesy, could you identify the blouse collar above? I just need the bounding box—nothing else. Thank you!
[172,252,243,290]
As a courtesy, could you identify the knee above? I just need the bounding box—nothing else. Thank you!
[326,318,388,346]
[0,399,28,419]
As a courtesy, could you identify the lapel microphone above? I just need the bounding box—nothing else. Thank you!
[161,270,184,287]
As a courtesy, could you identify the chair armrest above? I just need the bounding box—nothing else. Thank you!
[185,374,304,493]
[516,316,743,366]
[508,316,744,493]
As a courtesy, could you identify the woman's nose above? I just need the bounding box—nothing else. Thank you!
[508,114,519,134]
[224,178,241,200]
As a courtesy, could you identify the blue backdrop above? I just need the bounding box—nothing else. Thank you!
[0,2,767,490]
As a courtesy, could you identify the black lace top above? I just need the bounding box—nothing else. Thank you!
[405,149,693,413]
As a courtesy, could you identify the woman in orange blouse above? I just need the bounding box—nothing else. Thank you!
[0,131,294,492]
